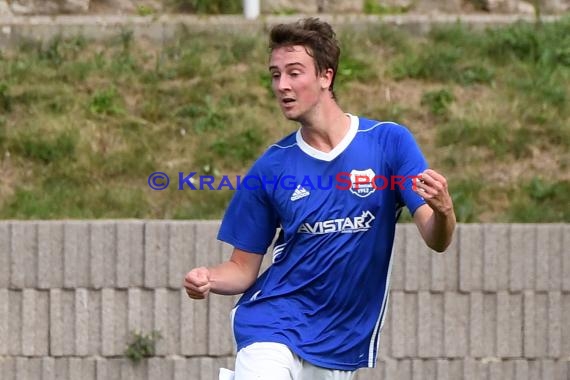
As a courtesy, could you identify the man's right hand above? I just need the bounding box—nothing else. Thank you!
[184,267,211,299]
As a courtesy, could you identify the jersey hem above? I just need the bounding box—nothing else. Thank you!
[237,337,372,371]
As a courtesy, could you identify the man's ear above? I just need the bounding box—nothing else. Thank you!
[319,68,334,90]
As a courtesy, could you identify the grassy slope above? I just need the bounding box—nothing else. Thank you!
[0,19,568,221]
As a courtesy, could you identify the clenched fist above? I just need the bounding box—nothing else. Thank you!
[184,267,211,299]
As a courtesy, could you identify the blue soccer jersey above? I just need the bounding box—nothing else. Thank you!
[217,114,428,370]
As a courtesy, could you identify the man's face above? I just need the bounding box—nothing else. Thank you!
[269,45,327,121]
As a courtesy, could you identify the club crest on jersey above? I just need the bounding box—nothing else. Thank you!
[349,169,376,198]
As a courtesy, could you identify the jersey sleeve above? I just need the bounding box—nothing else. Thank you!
[217,161,279,254]
[393,126,428,215]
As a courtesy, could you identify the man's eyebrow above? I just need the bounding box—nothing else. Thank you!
[268,62,306,71]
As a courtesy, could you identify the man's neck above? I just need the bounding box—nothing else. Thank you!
[299,103,350,153]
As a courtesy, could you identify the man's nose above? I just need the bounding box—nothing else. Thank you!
[276,76,291,91]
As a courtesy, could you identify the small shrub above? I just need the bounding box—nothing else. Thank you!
[89,87,123,115]
[421,88,455,117]
[124,330,162,364]
[484,23,540,63]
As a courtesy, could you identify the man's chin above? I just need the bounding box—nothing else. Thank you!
[281,110,300,121]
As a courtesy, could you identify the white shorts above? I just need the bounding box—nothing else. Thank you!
[219,342,355,380]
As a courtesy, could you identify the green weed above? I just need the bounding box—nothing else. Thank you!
[421,88,455,117]
[124,331,162,364]
[89,87,124,116]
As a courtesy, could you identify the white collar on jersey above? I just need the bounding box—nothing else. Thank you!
[295,113,358,162]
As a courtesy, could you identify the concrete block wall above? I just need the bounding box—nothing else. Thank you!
[0,14,566,50]
[0,221,568,379]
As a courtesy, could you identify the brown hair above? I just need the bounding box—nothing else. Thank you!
[269,18,341,98]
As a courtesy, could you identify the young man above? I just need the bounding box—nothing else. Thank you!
[184,18,456,380]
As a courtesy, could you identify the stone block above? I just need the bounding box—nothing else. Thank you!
[509,224,535,291]
[90,221,117,288]
[38,222,64,289]
[180,289,209,356]
[144,221,169,288]
[10,222,38,288]
[459,224,483,291]
[483,224,509,291]
[22,289,49,356]
[208,293,235,356]
[168,221,195,289]
[116,221,144,288]
[444,292,468,358]
[63,222,90,288]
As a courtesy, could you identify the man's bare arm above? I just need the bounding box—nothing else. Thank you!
[184,248,264,298]
[412,169,456,252]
